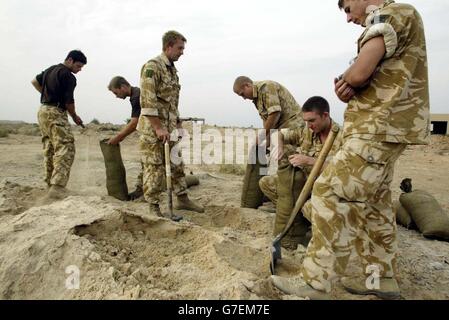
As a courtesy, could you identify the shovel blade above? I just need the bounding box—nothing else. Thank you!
[269,240,282,275]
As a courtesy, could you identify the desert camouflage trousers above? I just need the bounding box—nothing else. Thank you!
[259,174,278,205]
[37,105,75,188]
[301,138,406,293]
[139,135,187,205]
[135,161,144,191]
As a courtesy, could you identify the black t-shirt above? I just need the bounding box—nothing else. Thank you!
[130,87,141,118]
[36,64,76,110]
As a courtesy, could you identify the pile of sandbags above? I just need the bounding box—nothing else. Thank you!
[395,178,449,241]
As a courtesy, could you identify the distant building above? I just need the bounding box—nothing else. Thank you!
[431,114,449,135]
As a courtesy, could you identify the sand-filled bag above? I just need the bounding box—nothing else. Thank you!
[275,163,310,249]
[185,175,200,188]
[241,156,267,209]
[100,139,129,201]
[399,179,449,240]
[394,200,415,229]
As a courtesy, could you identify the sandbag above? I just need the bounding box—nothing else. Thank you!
[399,178,449,239]
[275,163,310,249]
[185,175,200,188]
[100,139,129,201]
[393,200,415,229]
[400,190,449,240]
[241,153,267,209]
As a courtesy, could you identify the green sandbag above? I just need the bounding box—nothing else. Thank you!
[185,175,200,188]
[275,163,310,249]
[393,200,415,229]
[99,139,129,201]
[241,154,267,209]
[400,190,449,240]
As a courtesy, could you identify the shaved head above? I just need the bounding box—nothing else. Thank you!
[233,76,253,91]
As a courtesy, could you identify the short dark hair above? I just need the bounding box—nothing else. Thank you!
[162,30,187,50]
[338,0,344,10]
[302,96,330,115]
[65,50,87,64]
[108,76,130,90]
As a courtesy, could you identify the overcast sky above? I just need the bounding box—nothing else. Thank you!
[1,0,447,127]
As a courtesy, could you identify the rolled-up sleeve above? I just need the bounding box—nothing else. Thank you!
[140,62,159,117]
[361,15,398,59]
[262,84,282,115]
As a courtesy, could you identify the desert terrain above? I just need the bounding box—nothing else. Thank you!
[0,121,448,300]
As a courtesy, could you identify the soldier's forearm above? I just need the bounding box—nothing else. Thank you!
[66,103,77,117]
[343,36,386,88]
[148,116,163,131]
[265,112,281,131]
[119,118,138,140]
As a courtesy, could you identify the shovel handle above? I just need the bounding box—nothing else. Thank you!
[165,142,174,217]
[164,142,172,190]
[274,127,339,242]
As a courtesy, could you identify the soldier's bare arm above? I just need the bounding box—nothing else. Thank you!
[264,112,281,131]
[288,154,315,167]
[31,78,42,93]
[343,36,386,88]
[108,117,138,145]
[66,103,84,127]
[149,116,170,143]
[264,111,281,147]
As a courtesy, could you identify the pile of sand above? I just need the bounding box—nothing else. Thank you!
[0,193,284,300]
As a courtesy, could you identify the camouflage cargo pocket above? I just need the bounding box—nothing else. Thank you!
[329,139,389,202]
[140,137,164,165]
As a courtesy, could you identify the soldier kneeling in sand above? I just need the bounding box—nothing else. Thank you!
[259,97,342,249]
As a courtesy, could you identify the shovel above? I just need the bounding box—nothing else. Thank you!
[164,142,183,222]
[270,127,338,275]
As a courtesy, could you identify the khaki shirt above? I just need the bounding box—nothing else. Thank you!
[137,53,180,141]
[344,0,430,145]
[252,80,304,130]
[282,120,343,174]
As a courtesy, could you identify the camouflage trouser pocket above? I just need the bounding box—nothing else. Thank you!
[329,139,390,203]
[140,136,163,165]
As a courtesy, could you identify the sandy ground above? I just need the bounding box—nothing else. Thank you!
[0,124,449,300]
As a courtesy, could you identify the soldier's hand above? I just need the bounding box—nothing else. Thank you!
[156,128,170,143]
[334,78,356,103]
[108,135,122,145]
[72,114,84,127]
[289,154,312,167]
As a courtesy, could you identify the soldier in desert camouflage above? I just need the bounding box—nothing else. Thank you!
[233,77,304,147]
[259,96,343,206]
[271,0,430,299]
[138,30,204,219]
[31,50,87,204]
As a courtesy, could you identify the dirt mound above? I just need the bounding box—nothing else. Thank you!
[0,196,281,300]
[0,180,46,216]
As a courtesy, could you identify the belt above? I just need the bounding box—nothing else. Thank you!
[42,103,58,108]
